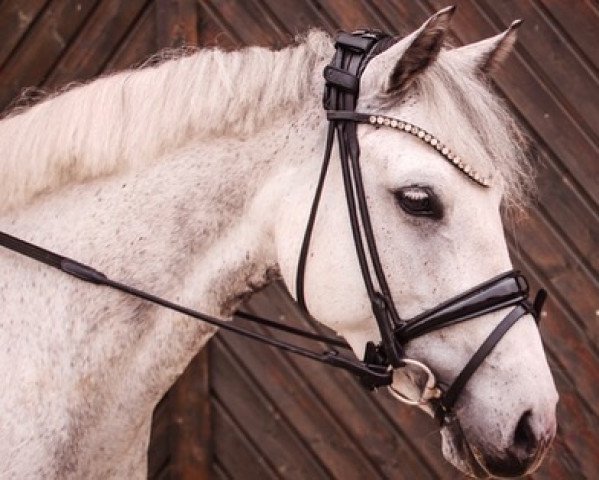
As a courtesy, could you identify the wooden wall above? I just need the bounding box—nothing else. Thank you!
[1,1,597,479]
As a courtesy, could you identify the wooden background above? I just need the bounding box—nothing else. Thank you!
[1,0,597,478]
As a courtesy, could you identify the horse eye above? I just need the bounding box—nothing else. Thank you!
[394,186,443,220]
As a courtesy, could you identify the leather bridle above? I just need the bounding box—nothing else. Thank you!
[296,30,547,420]
[0,30,546,423]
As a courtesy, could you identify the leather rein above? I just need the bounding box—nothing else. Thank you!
[0,30,547,423]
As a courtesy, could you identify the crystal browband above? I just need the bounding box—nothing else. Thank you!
[326,111,490,188]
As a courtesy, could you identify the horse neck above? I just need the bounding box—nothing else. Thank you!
[11,104,321,475]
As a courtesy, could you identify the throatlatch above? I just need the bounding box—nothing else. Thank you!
[0,30,547,421]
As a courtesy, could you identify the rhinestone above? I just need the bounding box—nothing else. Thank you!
[458,162,464,169]
[473,172,480,181]
[390,120,398,128]
[436,143,443,150]
[452,157,459,165]
[441,147,449,155]
[418,130,425,138]
[424,134,432,142]
[430,138,438,146]
[369,115,377,124]
[398,122,405,129]
[447,152,454,160]
[384,118,390,126]
[403,124,412,132]
[377,116,384,125]
[464,165,471,173]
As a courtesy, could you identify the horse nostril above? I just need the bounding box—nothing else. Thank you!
[482,409,554,477]
[513,409,537,455]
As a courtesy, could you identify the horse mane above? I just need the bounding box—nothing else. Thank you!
[0,27,531,215]
[0,31,333,214]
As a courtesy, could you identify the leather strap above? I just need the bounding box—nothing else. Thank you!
[295,124,335,312]
[436,304,531,420]
[395,271,530,342]
[296,30,405,369]
[0,230,395,387]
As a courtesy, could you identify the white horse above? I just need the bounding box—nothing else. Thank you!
[0,8,557,479]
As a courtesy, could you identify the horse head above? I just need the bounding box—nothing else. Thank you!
[276,9,557,477]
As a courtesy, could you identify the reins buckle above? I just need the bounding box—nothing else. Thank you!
[388,358,442,406]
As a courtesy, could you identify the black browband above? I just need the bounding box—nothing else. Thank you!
[0,30,546,422]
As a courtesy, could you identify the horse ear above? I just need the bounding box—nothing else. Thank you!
[448,20,521,75]
[363,6,455,97]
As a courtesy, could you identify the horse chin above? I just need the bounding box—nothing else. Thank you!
[440,418,491,479]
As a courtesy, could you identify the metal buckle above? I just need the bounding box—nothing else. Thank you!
[351,28,385,39]
[387,358,442,406]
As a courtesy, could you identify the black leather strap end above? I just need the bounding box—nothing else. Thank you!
[323,65,359,92]
[439,305,527,418]
[335,32,376,52]
[533,289,548,322]
[326,111,371,122]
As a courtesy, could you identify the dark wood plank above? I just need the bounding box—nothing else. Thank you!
[479,0,599,149]
[156,0,198,48]
[196,10,239,50]
[533,146,599,275]
[314,0,385,31]
[197,0,242,47]
[426,0,599,206]
[43,0,148,88]
[216,328,387,479]
[551,370,599,479]
[148,390,175,479]
[261,0,335,36]
[0,0,47,67]
[200,0,285,47]
[0,0,100,110]
[212,397,280,480]
[102,1,156,73]
[537,0,599,69]
[211,338,332,480]
[213,461,232,480]
[168,349,212,480]
[508,209,599,340]
[148,350,212,480]
[241,0,292,43]
[371,0,430,34]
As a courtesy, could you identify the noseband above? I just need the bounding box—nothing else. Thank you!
[0,30,546,423]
